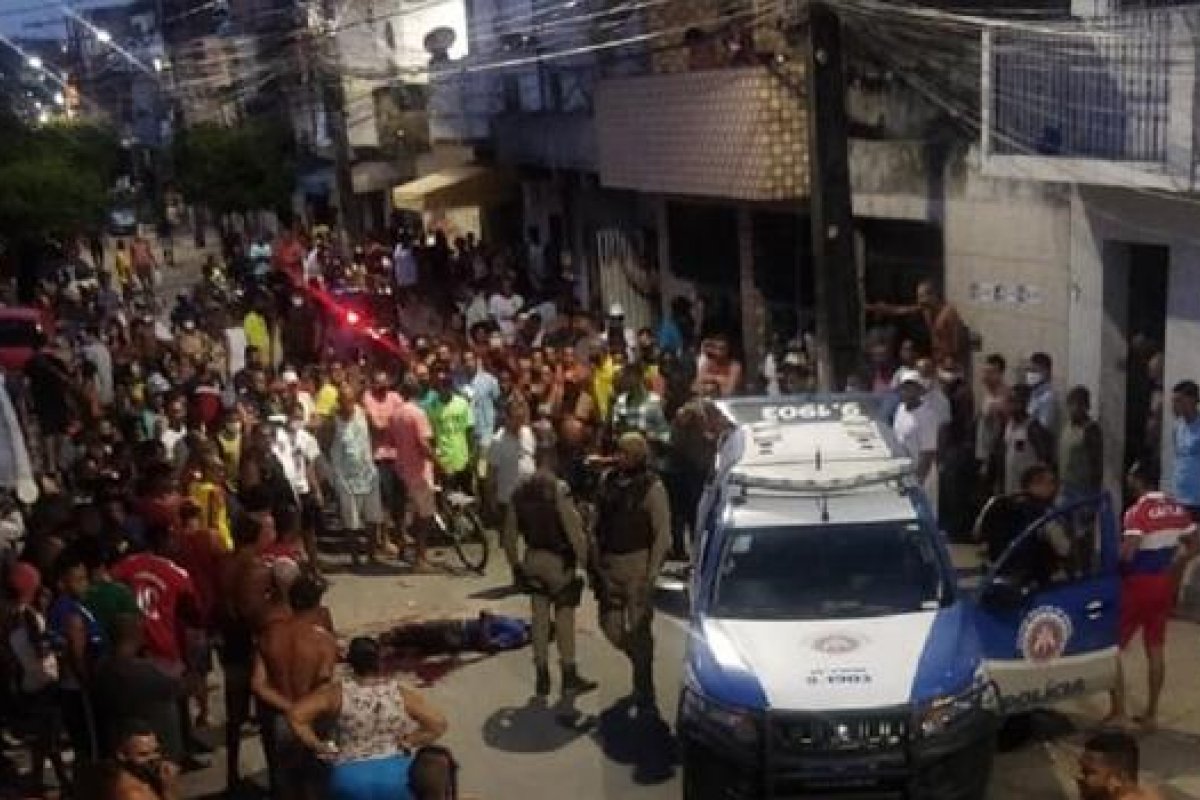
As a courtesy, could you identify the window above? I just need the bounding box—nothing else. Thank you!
[384,22,396,50]
[713,523,950,620]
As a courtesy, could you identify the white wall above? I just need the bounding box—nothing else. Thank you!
[1069,186,1200,486]
[337,0,468,148]
[853,142,1074,387]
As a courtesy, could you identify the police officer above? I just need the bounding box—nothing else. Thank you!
[511,435,599,697]
[592,432,671,711]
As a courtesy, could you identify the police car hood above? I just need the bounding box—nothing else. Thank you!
[706,611,943,710]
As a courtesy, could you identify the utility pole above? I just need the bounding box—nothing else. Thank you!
[806,0,861,391]
[319,0,358,239]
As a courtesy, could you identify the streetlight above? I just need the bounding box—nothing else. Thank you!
[53,91,64,106]
[153,57,163,72]
[95,28,112,44]
[26,55,42,69]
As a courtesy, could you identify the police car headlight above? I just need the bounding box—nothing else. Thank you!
[680,687,759,747]
[916,669,996,738]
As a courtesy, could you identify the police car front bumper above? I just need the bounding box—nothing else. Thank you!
[679,699,997,799]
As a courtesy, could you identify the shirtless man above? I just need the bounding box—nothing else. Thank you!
[1077,730,1163,800]
[216,512,274,794]
[252,571,337,800]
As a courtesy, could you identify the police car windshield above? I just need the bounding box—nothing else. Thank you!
[712,522,948,620]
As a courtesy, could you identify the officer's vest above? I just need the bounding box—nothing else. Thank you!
[513,474,571,555]
[596,469,656,555]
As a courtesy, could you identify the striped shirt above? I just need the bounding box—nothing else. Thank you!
[1123,492,1196,576]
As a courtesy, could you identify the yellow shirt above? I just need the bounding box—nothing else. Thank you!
[592,355,616,421]
[243,311,270,359]
[189,480,232,551]
[315,382,339,418]
[217,431,241,489]
[114,250,132,284]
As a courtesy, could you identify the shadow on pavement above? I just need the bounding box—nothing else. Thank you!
[188,772,270,800]
[482,695,596,754]
[998,709,1078,752]
[592,697,678,786]
[468,584,525,601]
[652,586,689,621]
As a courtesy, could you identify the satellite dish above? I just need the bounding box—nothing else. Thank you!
[424,26,456,55]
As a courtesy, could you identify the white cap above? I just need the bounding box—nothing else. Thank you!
[147,373,171,395]
[895,368,923,387]
[608,302,624,318]
[282,368,300,384]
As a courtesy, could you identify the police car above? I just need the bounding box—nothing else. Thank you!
[678,395,1120,799]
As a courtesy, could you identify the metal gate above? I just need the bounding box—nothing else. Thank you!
[595,227,654,333]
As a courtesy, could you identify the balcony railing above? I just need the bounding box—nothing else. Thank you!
[981,9,1194,188]
[988,13,1169,161]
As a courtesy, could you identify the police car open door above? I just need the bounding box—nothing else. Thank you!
[973,495,1120,714]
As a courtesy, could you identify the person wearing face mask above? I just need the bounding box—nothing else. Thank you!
[101,721,181,800]
[1025,351,1062,444]
[282,368,315,426]
[994,382,1055,496]
[272,403,324,569]
[892,370,940,495]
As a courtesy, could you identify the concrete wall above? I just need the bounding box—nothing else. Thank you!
[1068,186,1200,486]
[942,157,1073,381]
[852,141,1073,386]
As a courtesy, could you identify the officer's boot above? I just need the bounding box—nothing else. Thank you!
[535,664,551,697]
[561,663,598,695]
[632,659,657,713]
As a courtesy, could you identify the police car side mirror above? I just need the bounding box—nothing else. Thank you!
[981,577,1028,610]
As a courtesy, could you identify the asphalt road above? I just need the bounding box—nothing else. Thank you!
[153,236,1200,800]
[170,539,1200,800]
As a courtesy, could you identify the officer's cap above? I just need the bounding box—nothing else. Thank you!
[617,432,649,463]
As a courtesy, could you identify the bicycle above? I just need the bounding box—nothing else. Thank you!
[432,488,490,574]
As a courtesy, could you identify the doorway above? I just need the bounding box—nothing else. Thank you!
[1100,242,1168,499]
[1124,244,1169,471]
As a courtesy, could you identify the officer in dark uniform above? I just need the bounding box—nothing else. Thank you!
[592,432,671,711]
[512,435,599,697]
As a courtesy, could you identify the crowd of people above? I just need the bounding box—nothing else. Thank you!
[0,220,751,800]
[0,220,1186,800]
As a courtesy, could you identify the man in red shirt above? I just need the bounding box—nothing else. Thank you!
[113,523,205,763]
[1109,461,1198,730]
[172,502,225,729]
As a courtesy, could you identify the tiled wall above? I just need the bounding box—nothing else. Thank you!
[594,65,809,201]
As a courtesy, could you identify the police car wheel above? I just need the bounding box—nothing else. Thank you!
[681,757,730,800]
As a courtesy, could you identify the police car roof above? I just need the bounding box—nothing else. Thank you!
[728,486,918,528]
[717,395,911,492]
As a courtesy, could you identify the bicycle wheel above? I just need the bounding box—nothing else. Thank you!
[450,509,490,574]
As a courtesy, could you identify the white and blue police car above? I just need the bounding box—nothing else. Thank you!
[678,395,1121,799]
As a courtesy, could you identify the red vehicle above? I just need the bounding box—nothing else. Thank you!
[0,307,46,372]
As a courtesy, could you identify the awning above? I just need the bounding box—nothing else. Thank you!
[390,165,513,211]
[353,160,407,195]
